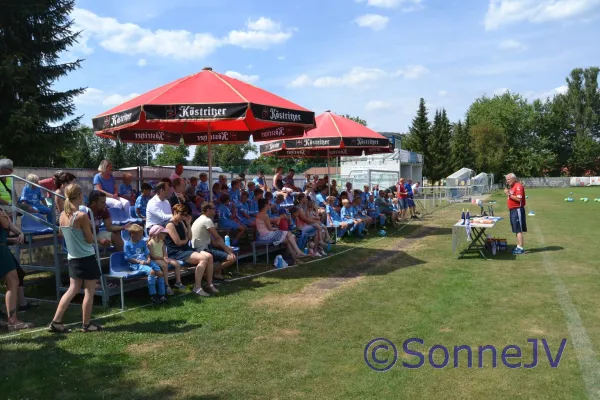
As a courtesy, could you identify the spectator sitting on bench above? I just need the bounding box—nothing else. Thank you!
[326,196,351,237]
[118,173,136,205]
[135,183,152,221]
[218,174,228,190]
[237,191,254,226]
[296,194,327,255]
[352,197,372,229]
[19,174,52,218]
[256,198,306,263]
[146,181,173,232]
[249,188,262,217]
[367,194,386,227]
[196,173,210,199]
[284,168,301,193]
[147,225,186,295]
[372,184,380,198]
[93,160,131,216]
[376,191,399,227]
[217,193,246,246]
[192,202,237,280]
[274,193,286,212]
[246,182,256,201]
[125,224,167,304]
[165,204,217,297]
[341,199,364,238]
[252,170,267,191]
[361,186,370,206]
[308,199,333,244]
[230,179,242,206]
[87,190,130,252]
[211,182,221,204]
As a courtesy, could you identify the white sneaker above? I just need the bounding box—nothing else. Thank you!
[193,287,210,297]
[319,250,328,257]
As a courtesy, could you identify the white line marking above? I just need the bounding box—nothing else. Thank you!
[532,221,600,399]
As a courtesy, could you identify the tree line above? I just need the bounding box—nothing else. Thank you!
[403,67,600,182]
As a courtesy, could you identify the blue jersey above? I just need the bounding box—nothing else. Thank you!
[217,203,232,221]
[341,206,353,220]
[119,183,134,198]
[326,204,342,222]
[230,189,241,206]
[93,173,115,194]
[247,190,255,201]
[315,193,326,207]
[238,201,250,216]
[124,239,149,263]
[405,183,413,195]
[20,185,44,206]
[367,201,377,211]
[134,194,150,218]
[248,199,259,215]
[196,181,210,196]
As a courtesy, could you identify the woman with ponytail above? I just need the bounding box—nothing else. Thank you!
[49,184,103,333]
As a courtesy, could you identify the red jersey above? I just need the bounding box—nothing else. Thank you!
[507,182,526,209]
[38,177,56,198]
[396,183,407,199]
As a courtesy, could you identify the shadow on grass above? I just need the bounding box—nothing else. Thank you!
[0,334,226,400]
[525,246,564,254]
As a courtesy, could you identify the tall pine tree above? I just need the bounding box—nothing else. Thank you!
[404,98,431,178]
[450,116,474,172]
[0,0,85,166]
[428,109,453,183]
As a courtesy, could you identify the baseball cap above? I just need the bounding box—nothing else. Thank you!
[149,225,168,236]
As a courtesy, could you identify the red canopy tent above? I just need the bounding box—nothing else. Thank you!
[259,111,392,174]
[92,67,316,199]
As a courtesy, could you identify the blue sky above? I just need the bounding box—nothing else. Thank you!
[64,0,600,138]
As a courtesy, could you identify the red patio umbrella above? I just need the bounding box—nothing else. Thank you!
[92,67,316,199]
[259,111,392,174]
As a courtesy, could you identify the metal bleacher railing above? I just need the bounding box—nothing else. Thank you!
[0,174,109,307]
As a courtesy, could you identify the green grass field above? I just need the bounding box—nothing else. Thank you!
[2,187,600,400]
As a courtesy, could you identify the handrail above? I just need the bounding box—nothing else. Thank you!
[0,174,66,200]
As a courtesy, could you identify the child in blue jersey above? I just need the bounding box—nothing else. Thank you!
[237,191,254,226]
[315,188,327,208]
[124,224,166,304]
[249,188,262,217]
[367,194,386,226]
[352,197,372,229]
[342,199,364,238]
[134,183,152,220]
[361,186,371,206]
[326,196,350,238]
[217,193,246,245]
[118,173,136,205]
[246,182,256,201]
[19,174,52,218]
[196,173,210,199]
[230,179,242,207]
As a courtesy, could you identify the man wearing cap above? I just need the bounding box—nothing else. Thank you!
[191,202,237,280]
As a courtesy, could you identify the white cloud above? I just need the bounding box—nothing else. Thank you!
[532,85,568,100]
[224,71,259,83]
[499,39,527,51]
[289,65,430,88]
[439,90,448,97]
[366,100,392,110]
[356,0,423,11]
[394,65,430,79]
[226,17,293,49]
[289,74,313,88]
[71,9,293,59]
[484,0,600,30]
[137,58,147,66]
[493,87,510,95]
[313,67,387,88]
[355,14,390,31]
[75,88,140,107]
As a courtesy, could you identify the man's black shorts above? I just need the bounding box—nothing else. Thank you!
[509,207,527,233]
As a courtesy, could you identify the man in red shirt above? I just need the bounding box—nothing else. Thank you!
[505,173,526,255]
[396,177,408,220]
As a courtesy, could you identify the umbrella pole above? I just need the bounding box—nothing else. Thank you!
[327,150,331,178]
[208,123,213,202]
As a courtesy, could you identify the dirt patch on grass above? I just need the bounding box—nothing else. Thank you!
[126,342,167,355]
[255,225,440,311]
[253,328,302,343]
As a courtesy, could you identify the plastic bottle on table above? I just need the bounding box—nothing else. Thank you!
[225,235,231,247]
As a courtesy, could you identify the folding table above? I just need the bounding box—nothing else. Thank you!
[452,217,502,260]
